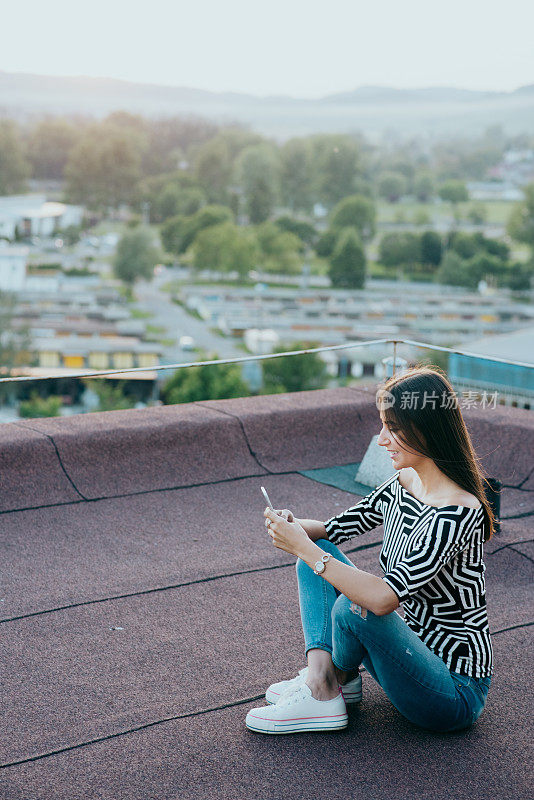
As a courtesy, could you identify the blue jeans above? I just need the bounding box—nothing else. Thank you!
[296,539,491,733]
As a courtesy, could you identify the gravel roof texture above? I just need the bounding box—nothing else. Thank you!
[1,386,532,800]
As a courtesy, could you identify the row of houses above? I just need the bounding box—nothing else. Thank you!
[1,244,162,386]
[32,335,160,371]
[182,284,534,346]
[181,283,534,406]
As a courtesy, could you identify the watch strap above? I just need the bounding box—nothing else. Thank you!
[313,552,331,575]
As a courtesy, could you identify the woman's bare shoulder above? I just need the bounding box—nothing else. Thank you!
[449,490,481,510]
[398,468,481,509]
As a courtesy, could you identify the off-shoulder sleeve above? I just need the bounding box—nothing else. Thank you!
[382,505,484,603]
[324,473,396,544]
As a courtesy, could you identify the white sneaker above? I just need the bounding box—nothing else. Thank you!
[246,684,348,734]
[266,667,362,705]
[265,667,308,704]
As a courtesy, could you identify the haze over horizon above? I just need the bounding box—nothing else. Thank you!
[2,68,533,102]
[3,0,534,99]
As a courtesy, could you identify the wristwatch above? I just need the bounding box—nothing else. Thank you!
[313,553,331,575]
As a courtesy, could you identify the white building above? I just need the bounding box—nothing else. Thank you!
[0,244,28,291]
[244,328,279,354]
[0,195,84,240]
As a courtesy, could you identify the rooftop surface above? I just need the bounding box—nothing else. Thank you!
[1,386,532,800]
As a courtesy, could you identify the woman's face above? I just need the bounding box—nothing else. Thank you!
[377,415,422,470]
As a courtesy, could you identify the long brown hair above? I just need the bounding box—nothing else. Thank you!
[377,365,495,541]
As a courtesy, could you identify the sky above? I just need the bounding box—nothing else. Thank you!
[3,0,534,98]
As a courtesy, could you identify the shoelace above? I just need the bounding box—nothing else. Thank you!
[277,686,309,708]
[278,670,307,697]
[278,685,344,709]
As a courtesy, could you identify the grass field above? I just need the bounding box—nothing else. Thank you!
[376,199,515,226]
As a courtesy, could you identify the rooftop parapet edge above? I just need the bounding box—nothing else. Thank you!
[3,387,532,511]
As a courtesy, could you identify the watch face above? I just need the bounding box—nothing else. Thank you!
[314,561,324,573]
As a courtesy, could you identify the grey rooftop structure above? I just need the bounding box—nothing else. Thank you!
[0,388,532,799]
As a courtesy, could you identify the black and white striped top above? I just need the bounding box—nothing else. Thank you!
[324,472,494,678]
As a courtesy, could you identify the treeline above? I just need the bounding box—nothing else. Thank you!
[1,112,534,291]
[2,113,529,211]
[377,230,533,290]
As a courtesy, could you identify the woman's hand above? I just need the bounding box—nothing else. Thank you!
[264,507,309,557]
[264,508,294,524]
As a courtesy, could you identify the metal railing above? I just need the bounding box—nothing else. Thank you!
[0,337,532,384]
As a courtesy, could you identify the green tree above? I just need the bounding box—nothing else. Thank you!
[420,231,443,268]
[213,128,264,162]
[412,209,431,226]
[505,261,534,291]
[315,229,338,258]
[193,222,257,277]
[237,144,279,223]
[465,252,508,287]
[436,250,505,288]
[274,216,317,249]
[379,232,420,268]
[143,117,218,175]
[330,194,376,241]
[279,138,314,212]
[193,137,233,204]
[262,342,328,393]
[19,393,62,418]
[309,134,360,208]
[507,183,534,252]
[467,203,488,225]
[0,120,30,194]
[161,359,250,404]
[438,180,469,204]
[377,171,407,202]
[105,111,148,137]
[65,123,144,209]
[255,222,302,274]
[482,236,509,261]
[447,231,478,259]
[329,228,366,288]
[84,380,136,411]
[447,232,509,262]
[139,171,197,221]
[413,171,435,202]
[160,215,186,255]
[27,118,80,180]
[436,251,466,287]
[114,228,160,287]
[154,184,205,222]
[383,157,416,187]
[161,204,233,255]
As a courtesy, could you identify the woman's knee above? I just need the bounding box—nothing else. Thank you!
[333,594,377,626]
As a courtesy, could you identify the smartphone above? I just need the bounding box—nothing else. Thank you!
[260,486,275,511]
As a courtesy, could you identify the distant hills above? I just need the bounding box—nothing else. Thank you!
[1,71,534,140]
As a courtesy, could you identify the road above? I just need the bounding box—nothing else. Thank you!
[132,269,244,364]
